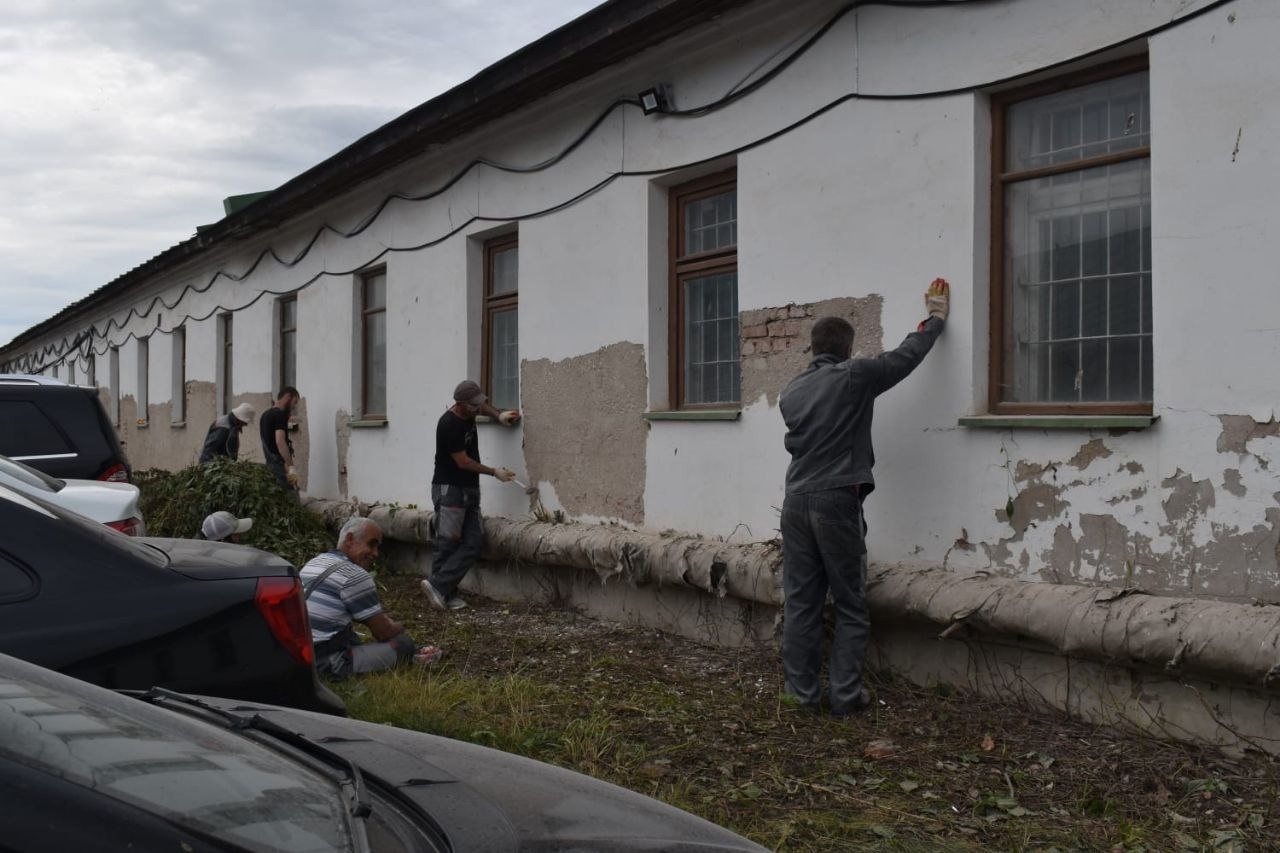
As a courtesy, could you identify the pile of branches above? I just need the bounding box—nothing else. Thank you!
[135,460,334,568]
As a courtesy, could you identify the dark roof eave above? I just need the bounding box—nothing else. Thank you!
[2,0,749,357]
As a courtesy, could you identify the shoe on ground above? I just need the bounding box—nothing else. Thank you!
[421,580,448,611]
[830,689,873,718]
[446,596,468,611]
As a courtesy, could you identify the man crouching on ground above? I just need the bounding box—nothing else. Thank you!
[778,278,950,717]
[302,516,442,678]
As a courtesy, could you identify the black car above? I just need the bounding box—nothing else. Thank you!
[0,374,132,482]
[0,482,342,715]
[0,652,767,852]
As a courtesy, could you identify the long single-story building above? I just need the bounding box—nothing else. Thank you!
[5,0,1279,751]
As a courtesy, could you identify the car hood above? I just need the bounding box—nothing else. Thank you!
[209,698,766,852]
[144,537,295,579]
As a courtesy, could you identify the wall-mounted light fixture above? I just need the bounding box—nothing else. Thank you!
[638,83,673,115]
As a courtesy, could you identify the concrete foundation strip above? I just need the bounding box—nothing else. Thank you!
[309,499,1280,693]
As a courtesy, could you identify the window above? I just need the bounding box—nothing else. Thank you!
[669,170,739,408]
[482,236,519,410]
[991,60,1152,413]
[0,401,73,458]
[67,361,75,386]
[85,354,95,388]
[171,326,186,424]
[360,270,387,418]
[278,296,297,392]
[108,346,120,425]
[136,337,149,423]
[218,313,233,415]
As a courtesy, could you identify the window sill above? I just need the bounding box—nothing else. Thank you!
[644,410,741,422]
[170,421,186,429]
[350,419,388,429]
[135,421,149,429]
[958,415,1159,430]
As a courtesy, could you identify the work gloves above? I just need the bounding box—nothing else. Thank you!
[494,467,516,483]
[286,465,299,488]
[925,278,950,321]
[498,410,521,426]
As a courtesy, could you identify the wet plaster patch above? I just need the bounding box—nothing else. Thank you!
[521,342,647,524]
[740,295,883,408]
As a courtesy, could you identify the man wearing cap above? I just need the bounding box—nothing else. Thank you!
[421,379,521,611]
[260,386,301,498]
[198,402,255,464]
[201,510,252,543]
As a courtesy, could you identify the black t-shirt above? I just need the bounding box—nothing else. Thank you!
[432,409,479,487]
[260,406,293,461]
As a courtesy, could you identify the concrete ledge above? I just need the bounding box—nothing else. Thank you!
[643,410,741,421]
[310,498,1280,755]
[349,419,389,429]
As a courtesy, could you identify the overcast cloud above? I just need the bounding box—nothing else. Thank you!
[0,0,599,347]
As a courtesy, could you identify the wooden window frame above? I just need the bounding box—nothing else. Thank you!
[668,168,738,410]
[219,313,233,415]
[989,55,1153,416]
[172,325,186,424]
[360,269,387,419]
[278,295,297,393]
[481,235,519,406]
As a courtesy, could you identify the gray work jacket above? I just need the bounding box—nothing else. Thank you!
[779,317,943,497]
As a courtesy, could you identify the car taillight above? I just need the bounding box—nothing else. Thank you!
[104,517,144,536]
[255,576,314,666]
[98,463,129,483]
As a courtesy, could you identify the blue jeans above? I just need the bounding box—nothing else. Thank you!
[429,484,483,599]
[781,487,869,713]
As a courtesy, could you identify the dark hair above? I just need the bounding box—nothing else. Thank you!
[811,316,855,358]
[278,386,300,400]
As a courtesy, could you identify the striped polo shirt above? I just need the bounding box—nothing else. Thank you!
[299,551,383,642]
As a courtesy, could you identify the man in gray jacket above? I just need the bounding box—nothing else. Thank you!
[778,278,950,716]
[198,402,255,464]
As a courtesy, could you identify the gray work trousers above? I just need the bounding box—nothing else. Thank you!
[428,484,483,599]
[780,487,869,714]
[318,632,415,679]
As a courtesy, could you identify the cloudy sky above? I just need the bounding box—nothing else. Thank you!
[0,0,599,347]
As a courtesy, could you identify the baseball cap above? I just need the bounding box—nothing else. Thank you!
[202,510,253,542]
[231,402,256,424]
[453,380,487,407]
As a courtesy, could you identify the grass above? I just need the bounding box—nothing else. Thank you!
[330,571,1280,852]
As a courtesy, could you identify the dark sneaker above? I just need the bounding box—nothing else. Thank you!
[830,689,873,718]
[421,580,448,611]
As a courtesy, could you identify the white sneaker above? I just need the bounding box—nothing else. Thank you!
[421,580,448,611]
[446,596,469,611]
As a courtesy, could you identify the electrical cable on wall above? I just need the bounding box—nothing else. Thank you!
[7,0,1236,375]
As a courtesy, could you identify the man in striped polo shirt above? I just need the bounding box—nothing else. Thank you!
[301,516,439,677]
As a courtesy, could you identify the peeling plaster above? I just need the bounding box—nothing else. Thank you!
[521,342,647,524]
[740,295,883,407]
[336,409,351,500]
[1068,438,1112,470]
[1216,414,1280,455]
[1223,468,1247,497]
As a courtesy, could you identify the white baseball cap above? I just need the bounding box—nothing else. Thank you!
[202,510,253,541]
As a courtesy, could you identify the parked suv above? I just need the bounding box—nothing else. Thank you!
[0,374,131,482]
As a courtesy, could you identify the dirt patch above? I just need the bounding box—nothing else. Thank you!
[359,573,1280,852]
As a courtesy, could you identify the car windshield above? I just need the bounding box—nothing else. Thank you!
[0,484,165,568]
[0,668,354,852]
[0,454,65,493]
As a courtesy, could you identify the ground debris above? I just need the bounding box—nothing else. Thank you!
[338,573,1280,852]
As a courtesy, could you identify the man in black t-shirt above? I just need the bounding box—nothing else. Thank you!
[421,379,521,611]
[260,386,300,498]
